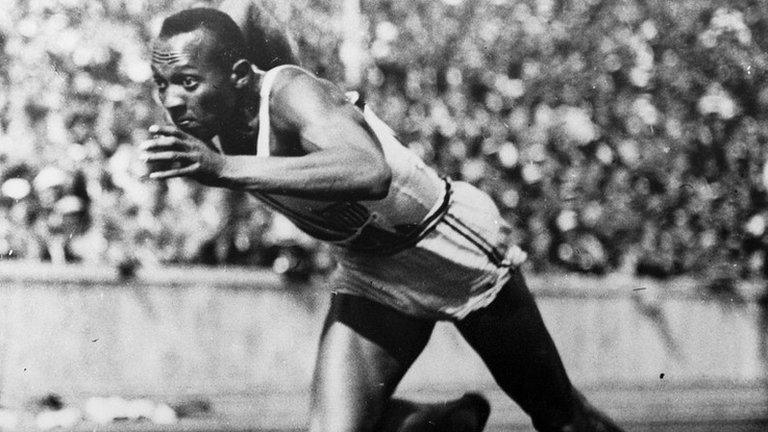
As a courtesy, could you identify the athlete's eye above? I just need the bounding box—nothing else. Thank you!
[181,76,199,90]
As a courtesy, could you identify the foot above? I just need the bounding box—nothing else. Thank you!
[432,392,492,432]
[385,393,491,432]
[532,391,625,432]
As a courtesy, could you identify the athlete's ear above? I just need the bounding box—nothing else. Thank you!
[230,59,251,89]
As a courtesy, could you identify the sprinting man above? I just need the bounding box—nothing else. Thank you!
[142,7,625,432]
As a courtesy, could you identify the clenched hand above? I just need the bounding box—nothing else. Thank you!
[140,125,226,187]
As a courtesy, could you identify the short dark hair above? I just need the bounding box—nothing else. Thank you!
[158,8,247,67]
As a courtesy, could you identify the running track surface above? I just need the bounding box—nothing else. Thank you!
[50,384,767,432]
[52,418,768,432]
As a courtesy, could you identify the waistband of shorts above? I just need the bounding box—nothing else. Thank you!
[345,177,452,256]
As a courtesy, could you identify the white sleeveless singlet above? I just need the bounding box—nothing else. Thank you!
[248,65,527,319]
[249,65,449,255]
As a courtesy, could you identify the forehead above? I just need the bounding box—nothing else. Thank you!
[151,29,221,71]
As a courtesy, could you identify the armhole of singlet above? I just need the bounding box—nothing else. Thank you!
[255,64,302,157]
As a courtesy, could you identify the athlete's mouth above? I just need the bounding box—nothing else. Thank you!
[176,119,196,128]
[175,118,213,140]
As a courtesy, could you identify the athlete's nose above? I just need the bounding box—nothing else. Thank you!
[162,87,185,111]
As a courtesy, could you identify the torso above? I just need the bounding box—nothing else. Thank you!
[246,65,445,253]
[237,67,524,319]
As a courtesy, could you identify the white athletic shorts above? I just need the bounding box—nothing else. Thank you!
[330,180,527,320]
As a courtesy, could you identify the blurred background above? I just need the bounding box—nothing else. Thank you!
[1,0,768,431]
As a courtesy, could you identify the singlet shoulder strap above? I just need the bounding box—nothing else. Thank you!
[255,64,302,157]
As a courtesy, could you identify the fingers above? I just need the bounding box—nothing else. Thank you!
[148,163,200,180]
[142,151,195,163]
[139,136,178,152]
[148,124,185,138]
[139,128,219,183]
[140,135,195,179]
[139,135,187,152]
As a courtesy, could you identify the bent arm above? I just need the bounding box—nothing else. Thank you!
[220,69,392,201]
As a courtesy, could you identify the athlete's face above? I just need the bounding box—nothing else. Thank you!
[151,30,238,141]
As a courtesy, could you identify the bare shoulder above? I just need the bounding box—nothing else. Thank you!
[267,66,359,130]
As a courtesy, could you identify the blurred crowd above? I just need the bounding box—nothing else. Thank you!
[3,0,768,281]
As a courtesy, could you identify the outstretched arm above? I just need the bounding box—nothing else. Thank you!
[141,68,392,201]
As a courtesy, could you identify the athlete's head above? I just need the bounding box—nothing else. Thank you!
[151,8,252,141]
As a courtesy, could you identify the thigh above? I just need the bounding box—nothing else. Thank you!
[454,270,578,429]
[310,293,435,432]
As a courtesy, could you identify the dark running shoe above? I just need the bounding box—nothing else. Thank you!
[434,392,492,432]
[532,391,625,432]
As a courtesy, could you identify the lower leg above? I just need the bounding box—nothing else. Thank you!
[310,293,434,432]
[455,271,624,432]
[310,293,492,432]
